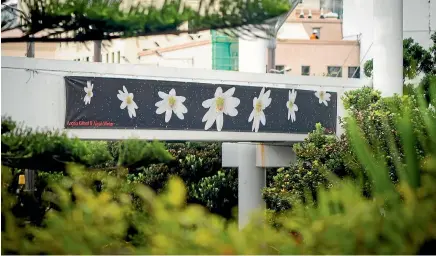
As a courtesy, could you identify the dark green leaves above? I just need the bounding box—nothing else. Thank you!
[1,117,172,172]
[2,0,290,42]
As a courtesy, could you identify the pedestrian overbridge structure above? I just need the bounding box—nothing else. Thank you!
[1,56,368,229]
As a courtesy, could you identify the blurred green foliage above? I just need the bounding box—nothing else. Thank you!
[265,84,436,213]
[263,123,351,212]
[2,80,436,254]
[2,90,436,253]
[1,120,239,219]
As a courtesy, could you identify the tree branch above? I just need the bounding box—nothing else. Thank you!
[1,0,289,43]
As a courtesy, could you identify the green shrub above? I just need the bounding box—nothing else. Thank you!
[2,98,436,254]
[189,169,238,218]
[266,83,436,212]
[263,123,352,211]
[128,142,239,218]
[3,83,436,254]
[342,87,433,189]
[1,123,112,172]
[1,118,239,220]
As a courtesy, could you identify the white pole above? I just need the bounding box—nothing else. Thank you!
[373,0,403,96]
[238,31,268,73]
[237,143,266,230]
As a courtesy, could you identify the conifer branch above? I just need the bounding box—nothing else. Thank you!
[1,0,291,43]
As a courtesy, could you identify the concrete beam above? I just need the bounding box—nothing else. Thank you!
[256,144,296,168]
[222,142,296,168]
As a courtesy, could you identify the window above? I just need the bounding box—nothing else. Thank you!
[106,53,109,63]
[117,51,121,63]
[275,65,285,74]
[111,52,115,63]
[312,28,320,39]
[211,30,239,71]
[348,66,360,78]
[327,66,342,77]
[86,57,90,62]
[301,66,310,76]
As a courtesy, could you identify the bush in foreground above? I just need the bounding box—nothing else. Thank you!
[2,88,436,254]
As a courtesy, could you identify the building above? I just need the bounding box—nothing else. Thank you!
[138,1,361,78]
[53,31,211,65]
[274,2,360,78]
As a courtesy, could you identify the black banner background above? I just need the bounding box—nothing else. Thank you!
[65,76,337,134]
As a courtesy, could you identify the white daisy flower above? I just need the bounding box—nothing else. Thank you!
[286,89,298,122]
[248,87,272,132]
[429,103,435,113]
[155,88,188,123]
[315,90,331,106]
[83,81,93,105]
[202,87,240,131]
[117,86,138,118]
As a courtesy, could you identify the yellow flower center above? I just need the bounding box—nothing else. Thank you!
[126,95,133,105]
[319,91,324,99]
[168,96,176,108]
[255,100,263,113]
[87,91,92,97]
[216,97,225,111]
[288,101,293,109]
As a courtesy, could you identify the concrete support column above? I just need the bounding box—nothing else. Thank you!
[238,31,268,73]
[223,143,295,230]
[237,143,266,230]
[373,0,403,96]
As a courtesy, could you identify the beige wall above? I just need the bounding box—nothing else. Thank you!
[1,42,57,59]
[52,31,211,64]
[301,20,342,41]
[276,39,360,78]
[139,41,212,69]
[1,30,57,59]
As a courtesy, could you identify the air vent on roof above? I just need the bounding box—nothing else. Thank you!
[299,9,305,18]
[320,8,325,19]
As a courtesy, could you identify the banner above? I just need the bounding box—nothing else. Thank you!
[65,76,337,134]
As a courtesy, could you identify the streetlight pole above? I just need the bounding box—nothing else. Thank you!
[266,0,300,73]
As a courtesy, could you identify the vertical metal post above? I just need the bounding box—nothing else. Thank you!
[265,0,299,73]
[24,169,35,192]
[94,40,102,62]
[26,42,34,58]
[267,37,276,72]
